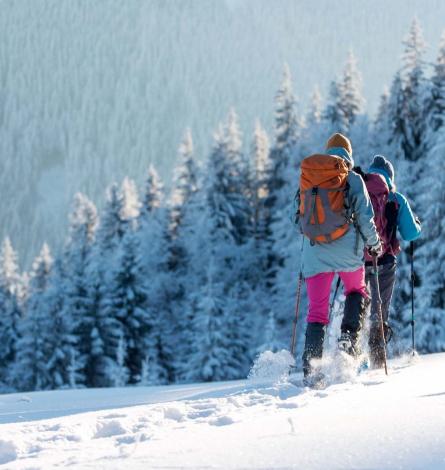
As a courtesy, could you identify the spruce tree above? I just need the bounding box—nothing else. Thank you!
[340,51,365,129]
[63,193,99,387]
[137,167,174,384]
[425,31,445,136]
[324,80,349,135]
[399,18,428,166]
[12,244,53,391]
[0,238,22,389]
[268,64,301,203]
[410,128,445,353]
[185,113,254,382]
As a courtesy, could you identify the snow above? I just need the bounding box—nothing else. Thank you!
[1,353,444,469]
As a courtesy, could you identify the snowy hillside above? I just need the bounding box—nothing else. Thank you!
[3,0,445,264]
[1,353,444,469]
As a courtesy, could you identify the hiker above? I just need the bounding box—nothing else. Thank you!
[355,155,421,368]
[294,133,381,387]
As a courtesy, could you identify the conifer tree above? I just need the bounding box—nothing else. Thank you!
[340,51,365,128]
[137,167,174,383]
[62,193,99,387]
[426,31,445,136]
[268,65,301,202]
[306,87,323,128]
[399,18,428,165]
[415,128,445,352]
[0,238,22,388]
[324,80,349,135]
[12,244,53,391]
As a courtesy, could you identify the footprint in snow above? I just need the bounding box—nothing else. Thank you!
[209,415,235,426]
[163,407,185,422]
[103,413,127,419]
[0,440,18,465]
[276,402,300,409]
[94,420,127,439]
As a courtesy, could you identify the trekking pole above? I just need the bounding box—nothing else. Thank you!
[325,276,342,351]
[329,276,342,324]
[290,237,305,358]
[290,269,303,358]
[410,241,415,355]
[372,254,388,375]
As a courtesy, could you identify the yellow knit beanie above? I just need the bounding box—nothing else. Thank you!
[326,133,352,156]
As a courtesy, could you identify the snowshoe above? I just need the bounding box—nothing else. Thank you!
[303,370,326,390]
[337,331,360,357]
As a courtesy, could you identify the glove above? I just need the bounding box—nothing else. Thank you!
[367,240,383,258]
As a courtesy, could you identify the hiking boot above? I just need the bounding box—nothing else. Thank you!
[339,292,368,357]
[302,322,325,380]
[337,330,360,357]
[303,370,326,389]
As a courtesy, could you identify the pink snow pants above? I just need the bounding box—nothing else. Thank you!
[306,267,368,325]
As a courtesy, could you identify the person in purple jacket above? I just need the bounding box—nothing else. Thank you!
[364,155,421,367]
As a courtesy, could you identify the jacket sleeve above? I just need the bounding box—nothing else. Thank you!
[348,172,380,247]
[394,192,422,241]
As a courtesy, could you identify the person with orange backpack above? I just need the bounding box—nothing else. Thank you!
[294,133,381,388]
[354,155,421,368]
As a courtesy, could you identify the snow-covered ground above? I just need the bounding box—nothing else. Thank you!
[1,353,444,469]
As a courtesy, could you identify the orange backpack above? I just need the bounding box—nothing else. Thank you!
[299,154,351,244]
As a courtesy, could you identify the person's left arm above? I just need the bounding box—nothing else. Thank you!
[394,192,421,241]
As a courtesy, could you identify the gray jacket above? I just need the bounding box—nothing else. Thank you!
[294,149,380,278]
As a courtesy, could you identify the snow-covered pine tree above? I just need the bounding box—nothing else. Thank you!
[410,127,445,353]
[107,333,130,388]
[186,265,229,382]
[252,119,271,246]
[387,20,429,346]
[11,244,53,391]
[141,165,163,217]
[306,87,323,128]
[62,193,99,387]
[0,238,22,390]
[424,31,445,146]
[97,177,162,386]
[324,80,349,135]
[385,72,406,164]
[323,52,366,152]
[257,310,283,354]
[337,52,369,165]
[267,67,305,346]
[40,258,82,389]
[101,227,164,385]
[370,86,391,156]
[185,112,255,381]
[168,130,202,382]
[96,183,125,252]
[85,177,144,387]
[339,51,365,130]
[399,18,428,167]
[246,120,276,353]
[170,128,198,235]
[268,65,302,205]
[136,167,173,384]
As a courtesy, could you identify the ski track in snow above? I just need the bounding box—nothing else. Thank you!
[0,353,444,469]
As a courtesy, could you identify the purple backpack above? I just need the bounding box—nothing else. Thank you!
[362,172,401,261]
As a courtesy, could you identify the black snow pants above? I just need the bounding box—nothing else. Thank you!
[365,261,397,325]
[365,261,397,366]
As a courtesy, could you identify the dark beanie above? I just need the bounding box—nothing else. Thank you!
[370,155,394,182]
